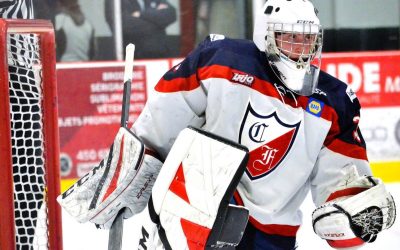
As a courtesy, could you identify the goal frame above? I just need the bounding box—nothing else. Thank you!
[0,19,62,250]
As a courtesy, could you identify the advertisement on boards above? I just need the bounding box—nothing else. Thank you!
[321,52,400,108]
[57,64,147,179]
[321,52,400,166]
[56,52,400,185]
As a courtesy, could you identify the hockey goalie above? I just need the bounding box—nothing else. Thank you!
[58,0,396,249]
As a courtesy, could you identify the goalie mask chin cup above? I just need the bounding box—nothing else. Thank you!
[253,0,323,96]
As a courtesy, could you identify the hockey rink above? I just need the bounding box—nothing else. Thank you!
[62,183,400,249]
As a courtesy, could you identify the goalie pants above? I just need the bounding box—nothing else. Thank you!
[230,197,296,250]
[236,222,296,250]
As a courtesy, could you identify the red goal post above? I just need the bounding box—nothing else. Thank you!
[0,19,62,250]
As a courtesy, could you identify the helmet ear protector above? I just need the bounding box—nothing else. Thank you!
[253,0,323,96]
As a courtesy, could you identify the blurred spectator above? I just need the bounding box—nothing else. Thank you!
[106,0,176,59]
[196,0,244,42]
[55,0,96,62]
[34,0,57,22]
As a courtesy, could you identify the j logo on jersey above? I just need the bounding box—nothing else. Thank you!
[239,103,300,180]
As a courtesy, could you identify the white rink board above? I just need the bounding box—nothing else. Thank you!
[359,107,400,162]
[62,183,400,250]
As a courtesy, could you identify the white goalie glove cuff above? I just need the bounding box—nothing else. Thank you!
[312,167,396,248]
[57,127,163,229]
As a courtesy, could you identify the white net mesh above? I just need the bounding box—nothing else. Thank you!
[8,32,49,250]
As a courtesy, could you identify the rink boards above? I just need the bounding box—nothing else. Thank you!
[56,52,400,191]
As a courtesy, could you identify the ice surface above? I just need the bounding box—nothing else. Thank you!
[62,183,400,250]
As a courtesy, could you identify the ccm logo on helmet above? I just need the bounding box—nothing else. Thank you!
[232,72,254,86]
[297,20,315,24]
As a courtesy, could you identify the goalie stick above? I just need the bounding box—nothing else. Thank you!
[108,43,135,250]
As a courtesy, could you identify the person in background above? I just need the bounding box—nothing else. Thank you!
[34,0,57,22]
[55,0,95,62]
[106,0,176,59]
[196,0,245,43]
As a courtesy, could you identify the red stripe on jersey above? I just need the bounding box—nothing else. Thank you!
[197,65,283,100]
[249,217,300,237]
[169,163,190,203]
[299,95,366,160]
[326,139,368,160]
[298,94,366,160]
[180,218,211,250]
[297,95,339,123]
[155,74,199,92]
[297,95,343,146]
[102,135,125,202]
[233,191,300,237]
[233,191,244,205]
[326,187,369,202]
[198,65,342,128]
[160,64,340,131]
[327,238,364,248]
[159,64,366,161]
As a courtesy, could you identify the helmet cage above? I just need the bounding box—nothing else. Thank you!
[265,23,323,96]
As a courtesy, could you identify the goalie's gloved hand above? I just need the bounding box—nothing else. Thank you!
[57,127,163,229]
[312,165,396,249]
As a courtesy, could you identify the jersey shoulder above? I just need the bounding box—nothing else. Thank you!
[314,70,362,126]
[164,34,269,81]
[196,34,271,79]
[317,70,360,108]
[197,34,260,56]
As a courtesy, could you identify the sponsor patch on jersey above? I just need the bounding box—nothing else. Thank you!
[346,85,357,103]
[306,98,324,117]
[231,72,254,86]
[239,103,300,180]
[314,88,327,96]
[209,34,225,41]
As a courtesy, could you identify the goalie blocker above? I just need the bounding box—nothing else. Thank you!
[136,127,250,249]
[58,127,163,229]
[312,166,396,249]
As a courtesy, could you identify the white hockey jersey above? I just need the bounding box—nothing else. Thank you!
[132,35,372,237]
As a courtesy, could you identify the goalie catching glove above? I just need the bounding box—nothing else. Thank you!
[312,165,396,249]
[57,127,163,229]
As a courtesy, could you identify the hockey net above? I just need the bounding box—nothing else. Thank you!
[0,19,62,250]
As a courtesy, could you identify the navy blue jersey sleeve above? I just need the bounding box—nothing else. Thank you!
[310,72,372,205]
[318,72,368,160]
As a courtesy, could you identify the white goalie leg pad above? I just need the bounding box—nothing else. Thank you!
[57,127,163,229]
[137,127,249,249]
[136,201,249,250]
[312,165,396,248]
[135,203,164,250]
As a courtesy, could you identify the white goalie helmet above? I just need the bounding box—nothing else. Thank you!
[253,0,323,96]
